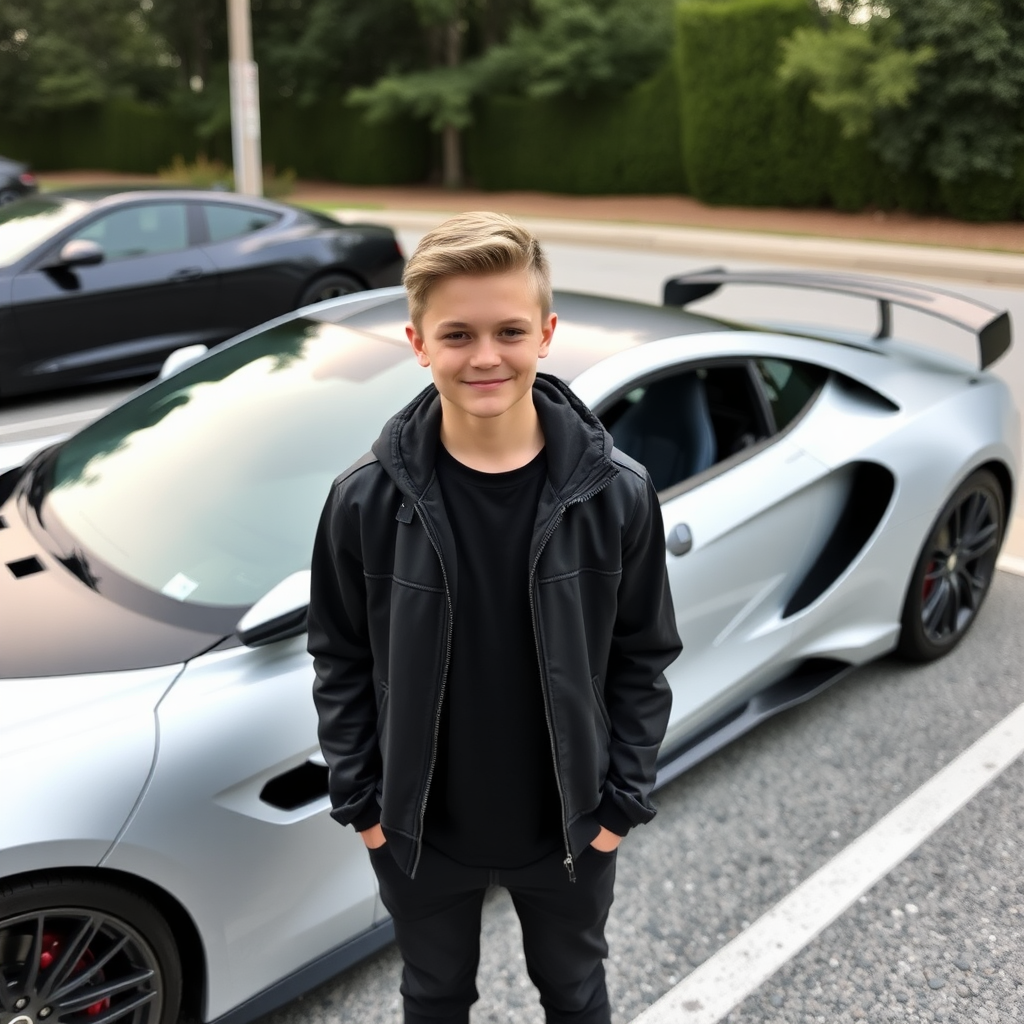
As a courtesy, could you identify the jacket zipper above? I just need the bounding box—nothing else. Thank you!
[412,502,454,878]
[528,471,617,882]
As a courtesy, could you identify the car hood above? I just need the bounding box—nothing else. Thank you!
[0,496,227,678]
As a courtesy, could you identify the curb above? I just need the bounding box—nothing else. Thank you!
[334,208,1024,289]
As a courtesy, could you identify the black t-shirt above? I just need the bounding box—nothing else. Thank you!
[422,444,563,868]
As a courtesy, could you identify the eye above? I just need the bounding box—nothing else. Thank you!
[500,328,526,339]
[443,331,470,343]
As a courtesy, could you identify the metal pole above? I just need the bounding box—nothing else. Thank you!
[227,0,263,196]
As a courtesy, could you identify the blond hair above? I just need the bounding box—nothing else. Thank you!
[403,211,552,328]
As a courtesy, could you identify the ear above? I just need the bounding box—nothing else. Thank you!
[406,322,431,367]
[538,311,556,360]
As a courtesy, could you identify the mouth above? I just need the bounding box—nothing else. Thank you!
[463,378,510,390]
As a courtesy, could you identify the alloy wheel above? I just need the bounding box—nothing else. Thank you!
[0,907,164,1024]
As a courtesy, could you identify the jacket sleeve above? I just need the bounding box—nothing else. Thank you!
[596,471,682,836]
[308,481,382,832]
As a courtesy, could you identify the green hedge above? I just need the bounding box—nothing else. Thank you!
[675,0,826,206]
[260,101,429,185]
[0,98,428,186]
[0,101,201,173]
[468,62,687,194]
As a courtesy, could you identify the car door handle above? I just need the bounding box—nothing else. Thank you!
[667,523,693,556]
[169,266,204,282]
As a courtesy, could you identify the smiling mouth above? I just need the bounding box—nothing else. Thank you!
[464,378,509,388]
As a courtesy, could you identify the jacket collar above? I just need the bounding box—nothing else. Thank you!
[371,372,616,505]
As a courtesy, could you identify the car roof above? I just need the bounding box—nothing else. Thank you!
[313,289,735,382]
[40,187,291,212]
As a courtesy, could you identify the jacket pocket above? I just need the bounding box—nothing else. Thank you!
[590,673,611,735]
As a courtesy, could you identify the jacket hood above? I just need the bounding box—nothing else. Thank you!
[370,372,615,503]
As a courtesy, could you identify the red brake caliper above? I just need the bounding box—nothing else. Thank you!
[922,561,937,602]
[40,931,112,1016]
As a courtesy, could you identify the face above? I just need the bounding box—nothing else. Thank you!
[406,270,556,424]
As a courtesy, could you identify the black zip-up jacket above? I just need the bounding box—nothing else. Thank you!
[308,373,682,878]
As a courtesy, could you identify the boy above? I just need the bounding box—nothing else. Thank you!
[308,212,681,1024]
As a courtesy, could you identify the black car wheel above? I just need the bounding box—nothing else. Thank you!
[0,189,20,206]
[296,272,363,308]
[0,877,181,1024]
[898,469,1005,662]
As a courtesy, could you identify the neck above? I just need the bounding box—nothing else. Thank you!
[439,391,545,473]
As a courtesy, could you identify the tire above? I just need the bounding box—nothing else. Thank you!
[296,272,363,308]
[0,189,20,205]
[897,468,1005,662]
[0,875,182,1024]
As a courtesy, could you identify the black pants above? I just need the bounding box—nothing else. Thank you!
[369,842,617,1024]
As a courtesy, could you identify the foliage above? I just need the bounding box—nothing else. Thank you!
[475,0,676,101]
[259,100,431,185]
[674,0,827,207]
[781,0,1024,213]
[349,0,675,185]
[249,0,425,103]
[878,0,1024,188]
[468,61,686,193]
[779,21,933,140]
[157,152,300,198]
[0,0,176,120]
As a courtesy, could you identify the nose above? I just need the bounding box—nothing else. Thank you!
[470,334,502,367]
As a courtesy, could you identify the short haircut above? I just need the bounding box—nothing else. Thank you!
[403,211,552,329]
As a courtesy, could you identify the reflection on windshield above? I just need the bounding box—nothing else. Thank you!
[47,318,428,607]
[0,197,89,268]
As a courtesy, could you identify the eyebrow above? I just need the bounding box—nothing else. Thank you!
[435,318,532,329]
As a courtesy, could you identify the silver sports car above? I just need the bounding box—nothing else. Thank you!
[0,270,1018,1024]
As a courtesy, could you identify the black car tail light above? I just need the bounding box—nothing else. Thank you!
[19,173,36,186]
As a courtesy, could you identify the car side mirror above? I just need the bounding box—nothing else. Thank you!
[159,344,208,380]
[55,238,105,268]
[237,570,310,648]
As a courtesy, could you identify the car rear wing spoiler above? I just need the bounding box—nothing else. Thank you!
[663,268,1012,370]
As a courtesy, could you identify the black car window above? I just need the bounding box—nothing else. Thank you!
[73,203,189,261]
[600,363,769,494]
[755,358,826,431]
[203,203,278,243]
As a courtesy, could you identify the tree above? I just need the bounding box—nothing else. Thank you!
[779,0,1024,185]
[349,0,675,188]
[0,0,176,120]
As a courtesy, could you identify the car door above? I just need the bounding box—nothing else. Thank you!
[196,200,295,334]
[11,200,218,388]
[105,635,379,1020]
[599,357,839,751]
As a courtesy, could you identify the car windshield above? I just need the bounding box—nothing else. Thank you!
[44,317,430,608]
[0,196,89,267]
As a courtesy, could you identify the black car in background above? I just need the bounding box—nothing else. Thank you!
[0,156,38,205]
[0,189,404,398]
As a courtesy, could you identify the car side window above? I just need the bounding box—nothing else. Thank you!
[600,363,769,494]
[755,358,826,431]
[203,203,278,243]
[73,203,189,261]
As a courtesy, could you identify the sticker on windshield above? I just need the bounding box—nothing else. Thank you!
[162,572,199,601]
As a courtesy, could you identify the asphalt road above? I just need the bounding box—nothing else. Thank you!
[2,239,1022,1023]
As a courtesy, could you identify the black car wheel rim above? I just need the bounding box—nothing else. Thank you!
[0,908,162,1024]
[316,284,351,301]
[920,487,1001,646]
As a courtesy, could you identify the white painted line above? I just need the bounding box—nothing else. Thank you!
[631,699,1024,1024]
[0,407,106,440]
[999,554,1024,578]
